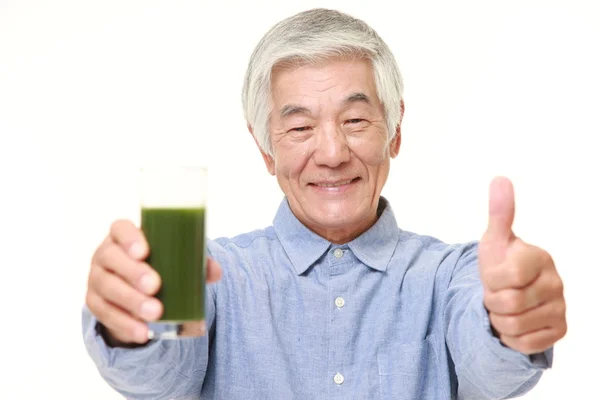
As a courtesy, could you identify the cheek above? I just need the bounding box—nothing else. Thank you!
[348,136,389,165]
[274,141,312,177]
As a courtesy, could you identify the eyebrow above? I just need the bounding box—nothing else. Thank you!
[342,92,372,106]
[278,92,372,119]
[280,104,312,119]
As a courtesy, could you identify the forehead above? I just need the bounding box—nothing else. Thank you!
[270,58,379,105]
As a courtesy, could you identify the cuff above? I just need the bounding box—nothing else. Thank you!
[82,306,163,369]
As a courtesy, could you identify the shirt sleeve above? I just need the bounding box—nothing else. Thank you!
[81,283,217,400]
[443,242,553,399]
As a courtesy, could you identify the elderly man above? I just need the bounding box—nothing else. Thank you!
[82,8,566,400]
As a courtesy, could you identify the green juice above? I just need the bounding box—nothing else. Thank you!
[141,207,205,322]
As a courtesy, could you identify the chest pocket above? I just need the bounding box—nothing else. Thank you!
[378,336,445,400]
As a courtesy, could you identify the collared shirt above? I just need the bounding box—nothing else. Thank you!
[82,197,552,400]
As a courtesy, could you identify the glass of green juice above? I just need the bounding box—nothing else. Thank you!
[140,166,207,339]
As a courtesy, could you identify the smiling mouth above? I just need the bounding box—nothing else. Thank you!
[310,178,359,187]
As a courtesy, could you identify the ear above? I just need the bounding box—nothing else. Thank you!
[389,100,404,159]
[248,124,276,175]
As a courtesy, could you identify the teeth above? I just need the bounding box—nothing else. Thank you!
[316,179,353,187]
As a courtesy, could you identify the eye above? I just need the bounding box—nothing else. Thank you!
[289,126,311,132]
[346,118,366,124]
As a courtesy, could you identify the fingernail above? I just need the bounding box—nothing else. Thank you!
[139,274,158,294]
[129,242,145,259]
[141,300,160,320]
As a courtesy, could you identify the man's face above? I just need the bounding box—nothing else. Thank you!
[256,58,401,242]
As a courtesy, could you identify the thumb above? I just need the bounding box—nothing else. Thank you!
[206,257,222,283]
[484,176,516,244]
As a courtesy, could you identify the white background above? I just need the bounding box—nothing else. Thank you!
[1,0,598,398]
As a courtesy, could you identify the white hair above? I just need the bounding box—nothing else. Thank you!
[242,8,404,156]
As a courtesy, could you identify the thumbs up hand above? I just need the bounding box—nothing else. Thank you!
[478,177,567,355]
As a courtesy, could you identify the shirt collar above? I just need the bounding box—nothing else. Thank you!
[273,198,331,275]
[273,196,399,275]
[347,197,399,272]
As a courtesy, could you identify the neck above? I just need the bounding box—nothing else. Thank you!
[302,207,379,244]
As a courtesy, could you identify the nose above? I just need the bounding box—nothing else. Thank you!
[312,123,350,168]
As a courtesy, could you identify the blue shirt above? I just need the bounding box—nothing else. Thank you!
[82,197,552,399]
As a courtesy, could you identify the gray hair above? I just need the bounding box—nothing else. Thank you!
[242,8,404,156]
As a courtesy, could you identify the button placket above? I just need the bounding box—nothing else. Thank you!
[328,247,350,395]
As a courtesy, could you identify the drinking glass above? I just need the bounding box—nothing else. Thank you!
[139,166,207,339]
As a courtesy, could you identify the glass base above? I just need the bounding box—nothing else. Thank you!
[147,320,206,339]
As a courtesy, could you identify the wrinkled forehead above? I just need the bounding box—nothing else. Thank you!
[269,57,382,109]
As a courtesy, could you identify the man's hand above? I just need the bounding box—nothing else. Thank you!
[86,219,222,346]
[478,177,567,355]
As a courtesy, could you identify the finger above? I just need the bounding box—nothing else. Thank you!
[110,219,149,260]
[86,290,149,344]
[478,177,517,270]
[500,324,567,355]
[485,286,539,315]
[206,257,222,283]
[90,266,163,321]
[94,243,161,295]
[478,177,515,269]
[481,240,541,291]
[482,176,516,252]
[484,268,562,314]
[489,299,565,337]
[482,262,540,292]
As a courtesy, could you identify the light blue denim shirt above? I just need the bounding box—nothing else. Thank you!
[82,197,552,399]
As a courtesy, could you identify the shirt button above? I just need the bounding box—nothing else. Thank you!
[334,372,344,385]
[335,297,345,308]
[333,248,344,258]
